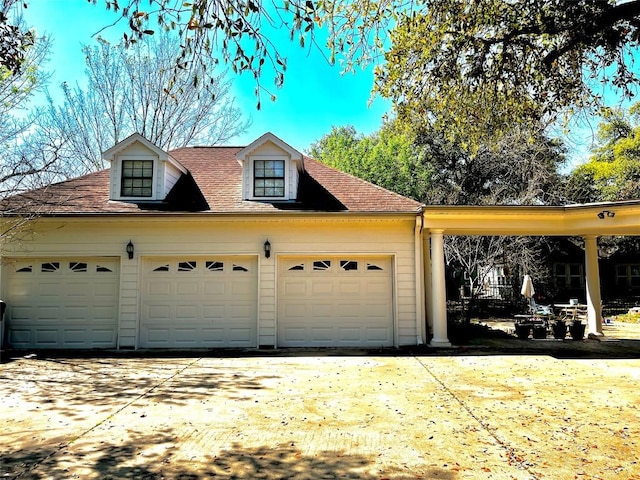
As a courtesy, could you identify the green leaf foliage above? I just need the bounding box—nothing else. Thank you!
[309,124,434,202]
[374,0,640,148]
[0,1,35,75]
[567,103,640,202]
[405,123,567,206]
[310,121,566,206]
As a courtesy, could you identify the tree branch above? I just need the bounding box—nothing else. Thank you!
[543,0,640,68]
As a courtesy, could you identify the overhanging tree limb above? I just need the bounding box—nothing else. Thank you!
[541,0,640,68]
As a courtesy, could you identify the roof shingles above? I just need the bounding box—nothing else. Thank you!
[2,146,422,215]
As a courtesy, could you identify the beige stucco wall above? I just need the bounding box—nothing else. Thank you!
[0,214,420,348]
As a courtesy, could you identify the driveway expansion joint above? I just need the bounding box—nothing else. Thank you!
[412,355,541,478]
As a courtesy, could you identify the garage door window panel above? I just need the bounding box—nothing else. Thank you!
[178,261,197,271]
[70,262,88,272]
[206,261,224,271]
[41,262,59,273]
[340,260,358,271]
[313,260,331,271]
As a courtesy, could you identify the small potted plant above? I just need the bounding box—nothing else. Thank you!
[514,322,531,340]
[552,319,567,340]
[532,323,547,339]
[569,319,586,340]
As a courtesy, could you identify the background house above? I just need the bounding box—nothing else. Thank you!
[437,234,640,320]
[547,238,640,307]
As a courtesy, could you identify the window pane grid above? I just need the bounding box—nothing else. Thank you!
[121,160,153,197]
[254,160,285,197]
[553,262,584,288]
[617,264,640,287]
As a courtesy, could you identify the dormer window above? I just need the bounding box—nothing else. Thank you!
[236,132,304,202]
[103,133,187,202]
[121,160,153,197]
[254,159,285,197]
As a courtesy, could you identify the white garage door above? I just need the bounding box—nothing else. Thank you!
[278,257,394,347]
[4,257,120,349]
[140,256,258,348]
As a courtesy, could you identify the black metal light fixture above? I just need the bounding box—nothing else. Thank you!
[264,240,271,259]
[126,240,134,259]
[597,210,615,219]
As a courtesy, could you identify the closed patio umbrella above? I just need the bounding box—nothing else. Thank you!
[521,274,535,298]
[521,274,535,311]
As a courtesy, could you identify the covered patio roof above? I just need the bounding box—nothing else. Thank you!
[423,200,640,236]
[422,200,640,347]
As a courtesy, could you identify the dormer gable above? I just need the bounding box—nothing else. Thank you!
[236,132,304,201]
[102,133,187,202]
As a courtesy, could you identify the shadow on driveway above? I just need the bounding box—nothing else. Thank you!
[2,350,639,479]
[3,430,455,479]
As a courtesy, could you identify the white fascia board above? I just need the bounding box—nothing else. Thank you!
[236,132,303,163]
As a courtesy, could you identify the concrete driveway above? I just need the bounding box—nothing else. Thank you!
[1,350,639,479]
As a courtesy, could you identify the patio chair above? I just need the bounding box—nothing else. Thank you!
[530,300,553,316]
[527,300,553,337]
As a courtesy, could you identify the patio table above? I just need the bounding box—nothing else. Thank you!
[554,304,587,321]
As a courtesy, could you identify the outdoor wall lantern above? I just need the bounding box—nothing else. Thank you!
[597,210,615,219]
[126,240,134,259]
[264,240,271,259]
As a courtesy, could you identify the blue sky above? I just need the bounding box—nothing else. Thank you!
[21,0,640,168]
[23,0,390,153]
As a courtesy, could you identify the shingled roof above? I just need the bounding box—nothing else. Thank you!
[1,146,422,215]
